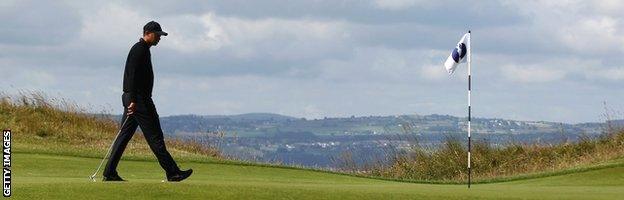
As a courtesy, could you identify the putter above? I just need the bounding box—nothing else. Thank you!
[89,117,130,182]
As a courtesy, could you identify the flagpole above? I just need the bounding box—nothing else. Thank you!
[467,30,472,189]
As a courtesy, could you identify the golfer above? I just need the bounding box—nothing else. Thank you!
[102,21,193,182]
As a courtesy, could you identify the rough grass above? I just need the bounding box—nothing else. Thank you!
[4,91,624,185]
[358,128,624,182]
[0,91,221,159]
[4,91,624,199]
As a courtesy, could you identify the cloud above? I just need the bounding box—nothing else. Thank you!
[501,65,565,83]
[421,64,447,81]
[122,0,524,27]
[155,13,352,78]
[587,67,624,81]
[79,3,147,49]
[0,1,82,46]
[372,0,420,10]
[1,0,623,123]
[505,1,624,57]
[558,16,624,54]
[161,13,229,53]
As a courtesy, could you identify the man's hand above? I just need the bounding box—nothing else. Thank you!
[127,102,136,115]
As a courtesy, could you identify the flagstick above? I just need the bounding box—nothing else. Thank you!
[467,30,472,189]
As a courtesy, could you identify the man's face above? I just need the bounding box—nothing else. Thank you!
[145,32,161,46]
[153,33,161,46]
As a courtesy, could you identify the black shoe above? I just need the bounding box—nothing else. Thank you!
[167,169,193,182]
[102,174,126,182]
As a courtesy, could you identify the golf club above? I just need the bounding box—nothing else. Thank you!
[89,117,130,182]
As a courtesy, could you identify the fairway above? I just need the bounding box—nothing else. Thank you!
[13,152,624,200]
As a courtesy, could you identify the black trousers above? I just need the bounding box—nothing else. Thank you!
[103,94,180,177]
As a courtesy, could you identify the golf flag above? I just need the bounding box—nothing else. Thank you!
[443,31,473,188]
[444,33,470,75]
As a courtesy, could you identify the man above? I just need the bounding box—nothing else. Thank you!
[103,21,193,182]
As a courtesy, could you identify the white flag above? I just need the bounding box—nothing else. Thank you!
[444,33,470,75]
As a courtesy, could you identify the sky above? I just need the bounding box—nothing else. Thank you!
[1,0,623,123]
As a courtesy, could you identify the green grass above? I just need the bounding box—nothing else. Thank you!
[13,152,624,200]
[5,92,624,199]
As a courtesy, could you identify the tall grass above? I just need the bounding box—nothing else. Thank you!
[5,91,624,182]
[0,91,221,159]
[335,118,624,182]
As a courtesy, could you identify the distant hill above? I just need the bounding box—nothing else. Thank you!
[95,112,616,168]
[154,113,609,137]
[229,113,298,121]
[7,92,624,199]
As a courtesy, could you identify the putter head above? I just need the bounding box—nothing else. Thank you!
[89,174,97,182]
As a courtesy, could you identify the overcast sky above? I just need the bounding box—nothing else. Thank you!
[1,0,623,123]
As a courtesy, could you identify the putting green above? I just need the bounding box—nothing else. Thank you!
[12,152,624,199]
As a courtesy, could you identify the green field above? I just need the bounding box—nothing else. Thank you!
[13,152,624,199]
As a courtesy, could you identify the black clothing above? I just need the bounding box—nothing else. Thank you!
[103,95,180,177]
[104,39,180,177]
[122,38,153,103]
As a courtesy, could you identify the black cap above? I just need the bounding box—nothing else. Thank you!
[143,21,168,36]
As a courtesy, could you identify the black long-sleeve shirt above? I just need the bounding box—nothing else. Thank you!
[123,38,153,103]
